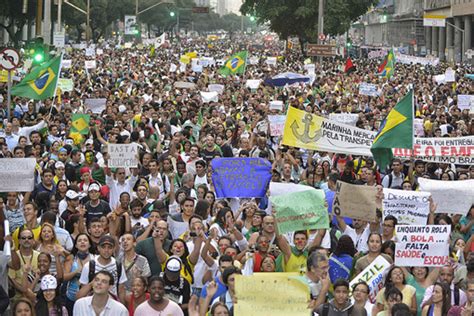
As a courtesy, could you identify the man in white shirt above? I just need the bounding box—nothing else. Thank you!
[105,166,138,209]
[73,270,128,316]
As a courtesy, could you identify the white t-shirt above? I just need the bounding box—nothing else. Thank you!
[134,300,184,316]
[79,256,128,296]
[343,225,370,253]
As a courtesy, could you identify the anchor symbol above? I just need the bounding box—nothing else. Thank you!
[290,113,322,143]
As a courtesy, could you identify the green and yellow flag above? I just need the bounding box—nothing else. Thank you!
[219,51,248,76]
[71,114,90,135]
[377,48,395,78]
[370,90,413,170]
[11,55,62,100]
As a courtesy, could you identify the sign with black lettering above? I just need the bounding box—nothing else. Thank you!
[108,144,138,168]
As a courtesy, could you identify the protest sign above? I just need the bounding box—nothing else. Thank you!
[211,158,272,198]
[200,91,219,103]
[0,158,37,192]
[235,273,309,316]
[418,178,474,215]
[383,189,431,225]
[174,81,195,90]
[332,181,377,222]
[271,189,329,234]
[96,48,103,55]
[169,63,177,72]
[433,74,446,84]
[269,182,315,196]
[108,144,139,168]
[394,53,439,66]
[85,47,95,56]
[359,83,380,97]
[283,106,376,156]
[84,60,97,69]
[269,100,284,111]
[304,63,315,74]
[445,67,455,82]
[350,256,391,304]
[245,79,261,90]
[248,56,259,65]
[394,136,474,165]
[268,115,286,136]
[61,59,72,68]
[328,113,359,126]
[395,225,450,267]
[368,50,388,59]
[208,84,224,94]
[192,63,203,73]
[57,78,73,92]
[414,118,424,136]
[266,57,277,66]
[458,95,474,111]
[84,98,106,114]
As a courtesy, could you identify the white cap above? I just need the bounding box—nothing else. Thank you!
[66,190,79,200]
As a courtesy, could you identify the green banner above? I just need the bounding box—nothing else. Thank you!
[270,189,329,234]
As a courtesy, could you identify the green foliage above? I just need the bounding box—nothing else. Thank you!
[241,0,376,42]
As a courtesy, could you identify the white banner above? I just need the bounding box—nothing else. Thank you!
[350,255,391,303]
[418,178,474,215]
[458,95,474,111]
[108,144,139,168]
[0,158,37,192]
[328,113,359,126]
[266,57,277,66]
[395,225,450,267]
[359,83,380,97]
[394,53,439,66]
[84,98,106,114]
[383,189,431,225]
[394,136,474,165]
[268,115,286,136]
[368,50,388,59]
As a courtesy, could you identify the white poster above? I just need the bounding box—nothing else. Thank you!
[85,60,97,69]
[124,15,137,35]
[328,113,359,126]
[414,118,424,136]
[57,78,73,92]
[418,178,474,215]
[108,144,139,168]
[383,188,431,225]
[359,83,380,97]
[0,158,37,192]
[445,67,455,82]
[200,91,219,103]
[208,84,225,94]
[458,95,474,111]
[350,256,391,303]
[245,79,261,90]
[269,100,284,111]
[266,57,277,66]
[268,115,286,137]
[62,59,72,69]
[84,98,107,114]
[395,225,450,267]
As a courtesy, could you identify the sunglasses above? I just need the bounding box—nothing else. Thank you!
[21,236,34,240]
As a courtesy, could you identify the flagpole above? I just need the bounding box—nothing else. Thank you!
[49,53,64,116]
[411,89,415,150]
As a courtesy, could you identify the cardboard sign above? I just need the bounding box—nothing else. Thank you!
[395,225,451,267]
[383,188,431,225]
[350,256,391,303]
[332,181,378,222]
[108,144,139,168]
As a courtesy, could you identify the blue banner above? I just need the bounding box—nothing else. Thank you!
[211,158,272,198]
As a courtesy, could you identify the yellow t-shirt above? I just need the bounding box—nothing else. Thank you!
[161,255,195,285]
[12,224,42,250]
[8,249,40,299]
[376,284,416,310]
[283,253,307,273]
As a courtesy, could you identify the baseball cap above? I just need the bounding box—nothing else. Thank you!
[98,235,115,247]
[40,274,57,291]
[85,139,94,145]
[55,161,65,169]
[65,190,79,200]
[165,256,182,273]
[88,183,101,192]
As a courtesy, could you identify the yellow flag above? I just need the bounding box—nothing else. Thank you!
[282,106,323,150]
[180,55,191,64]
[185,51,198,59]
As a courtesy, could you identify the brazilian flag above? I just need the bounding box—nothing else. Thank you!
[219,51,248,76]
[370,90,413,170]
[71,114,90,135]
[11,55,62,100]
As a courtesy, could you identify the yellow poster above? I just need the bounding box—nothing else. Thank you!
[282,106,323,150]
[0,70,9,83]
[235,273,309,316]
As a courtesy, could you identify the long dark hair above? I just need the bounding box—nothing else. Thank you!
[216,207,233,229]
[429,282,451,316]
[168,239,194,284]
[35,287,64,316]
[333,235,357,257]
[72,233,93,256]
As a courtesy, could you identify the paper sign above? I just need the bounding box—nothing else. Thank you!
[328,113,359,126]
[57,78,73,92]
[0,158,37,192]
[211,158,272,198]
[458,95,474,111]
[418,178,474,215]
[266,57,277,66]
[208,84,225,94]
[84,98,107,114]
[174,81,196,90]
[200,91,219,103]
[235,273,309,316]
[269,100,284,111]
[414,118,424,136]
[85,47,95,56]
[383,188,431,225]
[62,59,72,68]
[395,225,451,267]
[268,115,286,136]
[85,60,97,69]
[445,68,455,82]
[245,79,261,90]
[271,189,329,234]
[359,83,380,97]
[333,181,377,222]
[108,144,139,168]
[96,48,104,55]
[170,63,177,72]
[248,56,259,65]
[350,256,391,304]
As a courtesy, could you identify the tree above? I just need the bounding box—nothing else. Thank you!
[0,0,37,47]
[241,0,376,48]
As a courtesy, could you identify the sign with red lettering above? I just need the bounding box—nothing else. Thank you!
[395,225,450,267]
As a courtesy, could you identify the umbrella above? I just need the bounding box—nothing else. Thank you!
[264,72,310,87]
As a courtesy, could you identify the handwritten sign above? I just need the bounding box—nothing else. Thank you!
[0,158,37,192]
[350,256,391,303]
[383,189,431,225]
[108,144,138,168]
[211,158,272,198]
[395,225,450,267]
[333,181,377,222]
[268,115,286,136]
[235,273,309,316]
[57,78,73,92]
[458,95,474,111]
[418,178,474,215]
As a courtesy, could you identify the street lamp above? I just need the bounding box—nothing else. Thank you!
[169,11,175,17]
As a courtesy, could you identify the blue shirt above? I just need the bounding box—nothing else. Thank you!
[200,277,227,301]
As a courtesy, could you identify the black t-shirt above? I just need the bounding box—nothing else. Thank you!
[85,200,112,224]
[201,147,221,162]
[162,273,191,312]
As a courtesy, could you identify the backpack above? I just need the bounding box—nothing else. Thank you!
[88,259,122,294]
[322,303,354,316]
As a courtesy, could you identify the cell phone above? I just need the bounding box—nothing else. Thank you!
[189,232,197,237]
